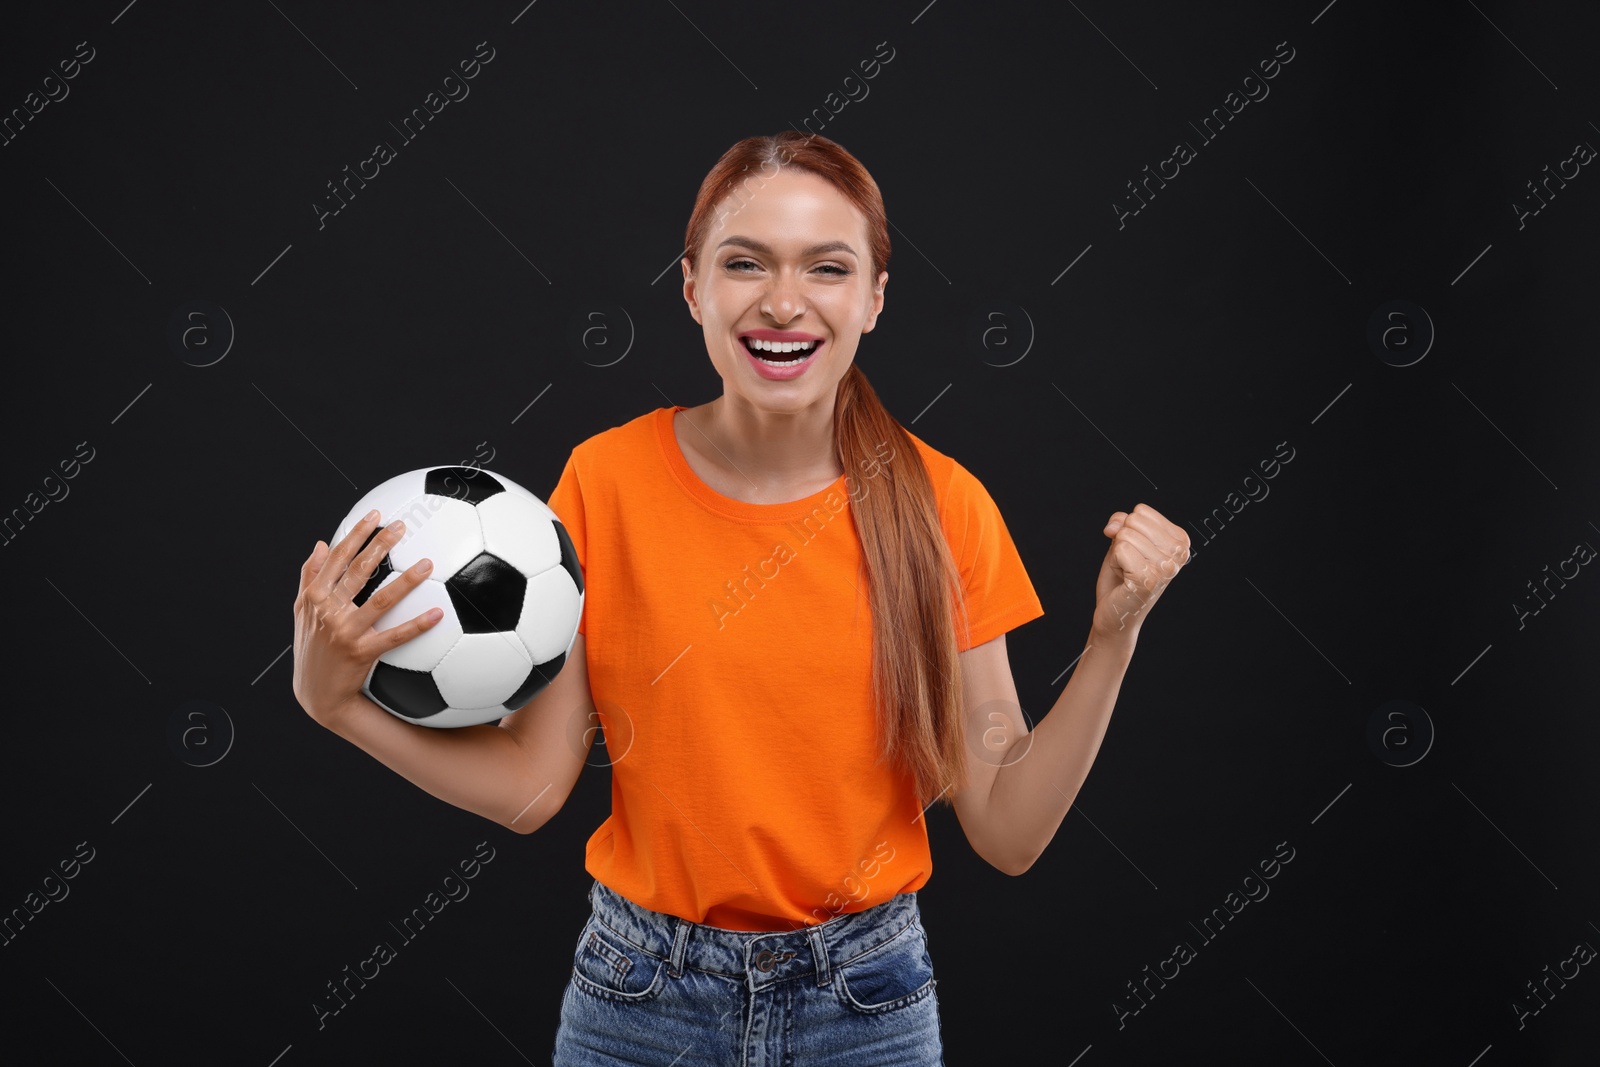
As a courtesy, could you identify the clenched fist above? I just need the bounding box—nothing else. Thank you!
[1091,503,1190,643]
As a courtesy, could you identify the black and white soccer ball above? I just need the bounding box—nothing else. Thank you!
[330,466,584,728]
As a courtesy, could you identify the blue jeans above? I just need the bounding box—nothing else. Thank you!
[553,879,945,1066]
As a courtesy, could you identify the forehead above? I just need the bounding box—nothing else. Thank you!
[705,168,868,249]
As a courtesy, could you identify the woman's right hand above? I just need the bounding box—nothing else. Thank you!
[291,511,442,724]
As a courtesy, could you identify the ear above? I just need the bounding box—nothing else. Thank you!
[861,270,888,334]
[681,258,702,325]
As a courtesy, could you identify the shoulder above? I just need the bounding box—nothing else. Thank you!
[894,428,1025,566]
[897,426,958,501]
[899,426,996,516]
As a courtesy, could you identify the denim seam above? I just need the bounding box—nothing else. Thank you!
[833,915,920,969]
[591,912,666,961]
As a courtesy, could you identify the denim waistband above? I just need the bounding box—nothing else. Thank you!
[584,879,923,991]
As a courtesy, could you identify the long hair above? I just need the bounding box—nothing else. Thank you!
[682,131,972,811]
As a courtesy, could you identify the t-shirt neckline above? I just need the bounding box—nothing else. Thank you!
[655,406,850,523]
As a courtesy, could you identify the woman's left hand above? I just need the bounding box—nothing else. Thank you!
[1091,503,1191,644]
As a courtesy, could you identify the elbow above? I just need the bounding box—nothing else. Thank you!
[999,856,1036,877]
[502,792,564,836]
[502,808,545,835]
[970,824,1039,876]
[988,846,1039,878]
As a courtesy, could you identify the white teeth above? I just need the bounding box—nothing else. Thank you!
[747,338,817,354]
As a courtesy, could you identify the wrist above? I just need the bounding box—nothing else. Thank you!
[313,694,365,733]
[1087,623,1139,658]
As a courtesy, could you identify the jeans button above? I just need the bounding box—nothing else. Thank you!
[755,950,776,972]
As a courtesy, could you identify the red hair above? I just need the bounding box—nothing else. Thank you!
[683,132,972,810]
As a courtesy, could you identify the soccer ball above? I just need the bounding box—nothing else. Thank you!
[329,465,584,728]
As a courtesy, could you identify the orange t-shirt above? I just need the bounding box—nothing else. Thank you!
[545,405,1044,931]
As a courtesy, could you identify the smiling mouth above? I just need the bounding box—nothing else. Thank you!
[741,337,821,365]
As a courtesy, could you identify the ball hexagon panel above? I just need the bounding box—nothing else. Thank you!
[433,631,535,709]
[367,573,462,672]
[385,495,484,577]
[516,565,583,664]
[332,469,433,546]
[476,491,563,579]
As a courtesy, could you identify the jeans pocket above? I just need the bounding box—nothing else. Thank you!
[570,917,667,1002]
[835,921,937,1015]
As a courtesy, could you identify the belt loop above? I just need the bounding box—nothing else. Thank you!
[667,917,691,979]
[808,923,831,987]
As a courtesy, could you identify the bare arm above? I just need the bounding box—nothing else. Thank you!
[949,503,1189,874]
[316,635,596,834]
[294,512,597,835]
[949,630,1133,876]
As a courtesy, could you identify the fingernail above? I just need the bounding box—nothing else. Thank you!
[417,558,432,574]
[365,509,379,522]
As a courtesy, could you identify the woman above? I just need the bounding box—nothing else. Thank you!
[291,131,1190,1066]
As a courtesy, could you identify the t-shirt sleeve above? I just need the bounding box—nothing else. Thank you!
[944,460,1044,652]
[545,452,588,636]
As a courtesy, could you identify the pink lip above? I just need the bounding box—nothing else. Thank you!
[740,329,824,342]
[742,339,821,380]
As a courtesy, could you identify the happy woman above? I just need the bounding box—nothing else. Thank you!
[291,131,1191,1065]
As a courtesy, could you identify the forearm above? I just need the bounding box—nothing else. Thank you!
[985,629,1136,873]
[317,695,556,833]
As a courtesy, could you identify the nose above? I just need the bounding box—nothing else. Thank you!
[760,271,804,323]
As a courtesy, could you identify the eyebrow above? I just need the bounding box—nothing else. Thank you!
[715,236,859,258]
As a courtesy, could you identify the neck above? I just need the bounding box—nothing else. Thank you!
[700,394,841,485]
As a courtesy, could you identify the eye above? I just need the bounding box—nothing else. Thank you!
[723,258,853,277]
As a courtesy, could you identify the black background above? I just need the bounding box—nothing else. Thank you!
[2,1,1597,1064]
